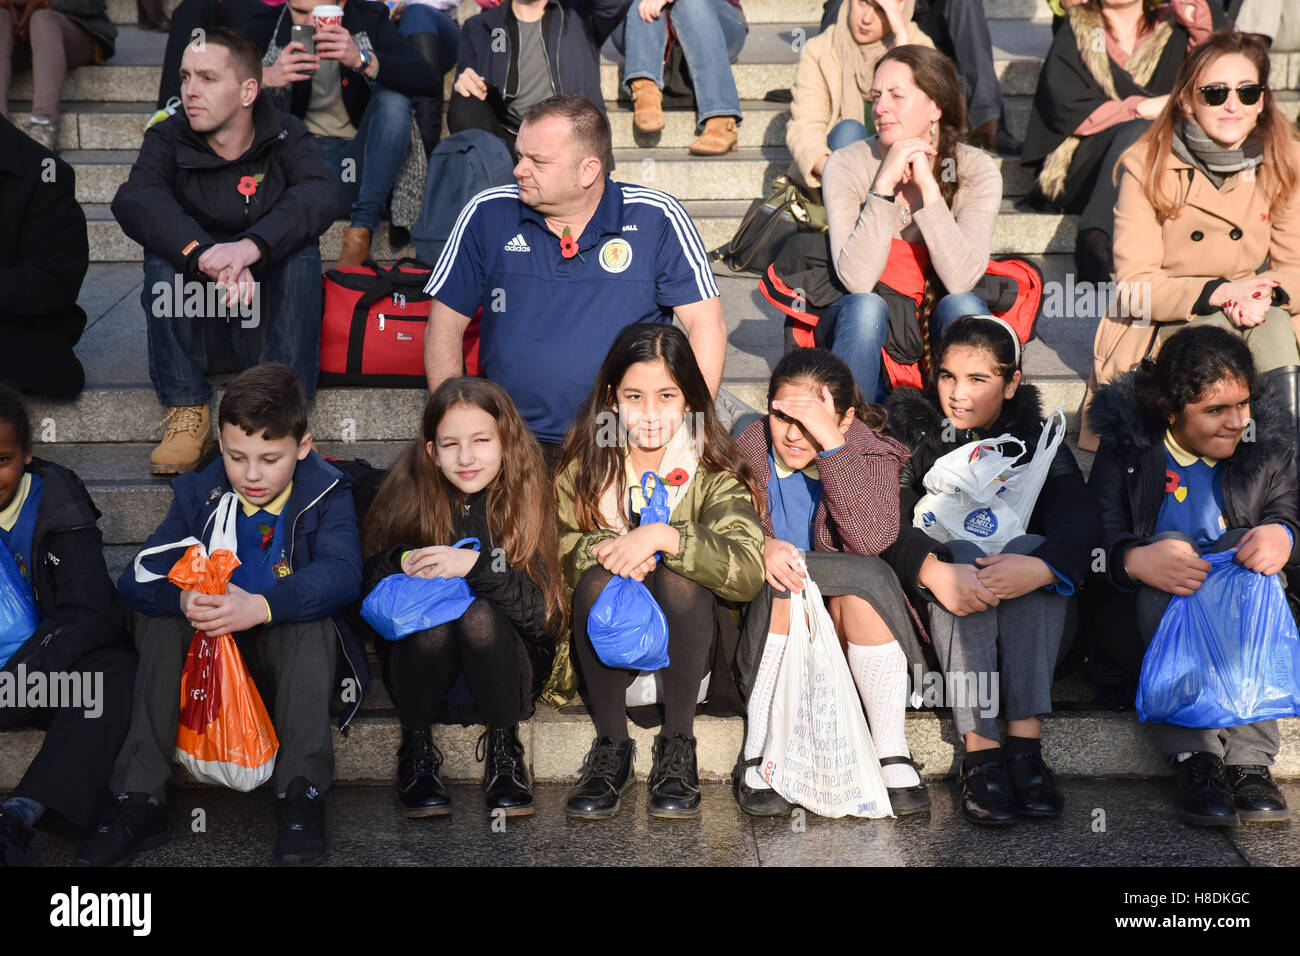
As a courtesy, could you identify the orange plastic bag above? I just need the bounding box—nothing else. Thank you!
[133,492,279,790]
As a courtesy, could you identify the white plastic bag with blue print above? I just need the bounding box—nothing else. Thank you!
[912,406,1066,552]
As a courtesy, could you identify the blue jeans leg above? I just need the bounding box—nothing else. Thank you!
[252,243,324,404]
[318,85,413,232]
[613,7,669,89]
[398,4,459,68]
[827,118,869,153]
[931,290,991,343]
[666,0,746,127]
[313,134,361,223]
[143,252,213,407]
[820,292,890,401]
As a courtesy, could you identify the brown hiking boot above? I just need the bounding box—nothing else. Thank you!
[337,226,371,268]
[689,116,738,155]
[150,405,212,475]
[630,78,664,133]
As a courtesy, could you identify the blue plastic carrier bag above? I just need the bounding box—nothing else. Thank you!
[361,537,481,642]
[0,543,39,669]
[588,575,670,671]
[1136,549,1300,728]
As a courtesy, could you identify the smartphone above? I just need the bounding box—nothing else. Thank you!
[290,23,316,57]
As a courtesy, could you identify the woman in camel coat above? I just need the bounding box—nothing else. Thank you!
[1081,29,1300,451]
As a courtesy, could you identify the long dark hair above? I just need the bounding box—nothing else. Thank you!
[363,377,568,634]
[1138,325,1256,427]
[558,323,762,532]
[874,44,968,384]
[768,348,888,432]
[0,382,32,453]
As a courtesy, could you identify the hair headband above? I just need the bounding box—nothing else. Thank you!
[966,314,1021,367]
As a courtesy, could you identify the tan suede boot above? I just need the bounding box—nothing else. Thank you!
[150,405,213,475]
[338,226,372,268]
[689,116,738,155]
[629,78,664,133]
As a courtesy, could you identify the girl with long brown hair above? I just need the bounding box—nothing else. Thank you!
[818,44,1001,401]
[555,323,765,821]
[361,377,566,819]
[1086,27,1300,452]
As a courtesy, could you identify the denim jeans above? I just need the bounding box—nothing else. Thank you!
[142,244,323,406]
[827,118,869,153]
[612,0,747,129]
[313,84,414,232]
[817,290,991,400]
[398,3,459,72]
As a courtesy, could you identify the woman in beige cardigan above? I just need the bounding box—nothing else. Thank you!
[786,0,931,192]
[1083,29,1300,451]
[819,44,1002,401]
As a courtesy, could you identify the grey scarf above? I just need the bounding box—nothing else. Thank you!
[1172,118,1263,188]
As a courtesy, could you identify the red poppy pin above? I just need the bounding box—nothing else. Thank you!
[663,468,689,486]
[258,522,274,552]
[237,173,265,207]
[1164,469,1181,494]
[560,225,579,259]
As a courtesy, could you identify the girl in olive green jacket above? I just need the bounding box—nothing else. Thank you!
[555,323,765,821]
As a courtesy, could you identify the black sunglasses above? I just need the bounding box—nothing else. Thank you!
[1196,83,1265,107]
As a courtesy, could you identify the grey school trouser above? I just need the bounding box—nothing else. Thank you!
[925,534,1073,740]
[1135,529,1280,767]
[110,611,338,800]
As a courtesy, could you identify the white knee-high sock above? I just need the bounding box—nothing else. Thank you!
[846,641,920,788]
[742,633,788,789]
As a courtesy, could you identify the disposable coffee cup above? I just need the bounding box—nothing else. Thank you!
[312,4,344,27]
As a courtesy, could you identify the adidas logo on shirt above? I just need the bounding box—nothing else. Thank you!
[504,233,531,253]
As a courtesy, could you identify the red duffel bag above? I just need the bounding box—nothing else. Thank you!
[320,257,481,385]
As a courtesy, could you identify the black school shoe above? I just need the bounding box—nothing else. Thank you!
[395,728,452,818]
[1175,753,1239,827]
[566,737,636,820]
[274,777,327,866]
[880,756,931,816]
[1007,751,1064,818]
[647,732,702,819]
[73,793,169,867]
[959,759,1017,826]
[1226,765,1291,823]
[0,808,34,866]
[731,756,792,817]
[478,726,534,816]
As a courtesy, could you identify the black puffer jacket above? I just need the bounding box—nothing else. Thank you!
[885,383,1099,592]
[361,488,558,724]
[111,95,340,278]
[1086,368,1300,593]
[2,459,128,678]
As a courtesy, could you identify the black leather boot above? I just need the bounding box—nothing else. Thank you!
[1175,752,1238,826]
[395,728,451,818]
[1074,227,1114,286]
[478,726,534,816]
[137,0,171,31]
[1260,366,1300,459]
[566,737,636,820]
[1226,764,1291,822]
[647,732,701,819]
[408,31,445,156]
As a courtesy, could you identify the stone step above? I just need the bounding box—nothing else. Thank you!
[104,0,1057,28]
[84,198,1079,262]
[4,697,1298,789]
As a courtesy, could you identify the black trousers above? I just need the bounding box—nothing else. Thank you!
[0,646,135,833]
[0,320,86,400]
[110,612,338,799]
[446,90,517,156]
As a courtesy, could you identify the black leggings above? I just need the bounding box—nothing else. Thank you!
[572,564,716,740]
[388,598,521,729]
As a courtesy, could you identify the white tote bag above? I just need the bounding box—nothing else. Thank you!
[912,406,1066,552]
[761,573,893,819]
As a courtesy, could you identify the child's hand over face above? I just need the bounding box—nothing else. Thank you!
[593,525,663,578]
[974,554,1057,601]
[184,583,269,636]
[402,545,479,579]
[1235,524,1292,576]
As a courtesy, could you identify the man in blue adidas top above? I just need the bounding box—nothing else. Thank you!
[423,92,726,464]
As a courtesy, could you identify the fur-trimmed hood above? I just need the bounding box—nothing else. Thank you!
[1088,367,1292,479]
